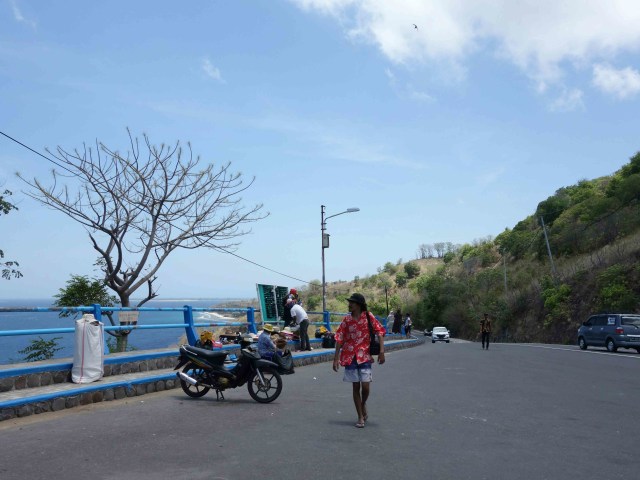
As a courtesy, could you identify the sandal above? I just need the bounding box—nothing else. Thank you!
[355,421,365,428]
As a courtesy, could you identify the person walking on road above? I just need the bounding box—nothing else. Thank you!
[404,313,412,338]
[291,298,311,351]
[480,313,492,350]
[332,293,385,428]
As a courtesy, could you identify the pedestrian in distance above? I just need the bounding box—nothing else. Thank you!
[404,313,412,338]
[290,298,312,351]
[480,313,492,350]
[386,310,394,334]
[393,309,402,334]
[332,293,386,428]
[282,289,297,328]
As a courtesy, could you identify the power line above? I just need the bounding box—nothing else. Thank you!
[211,246,317,286]
[0,130,76,176]
[1,129,317,287]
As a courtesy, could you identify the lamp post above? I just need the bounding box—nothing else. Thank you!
[321,205,360,312]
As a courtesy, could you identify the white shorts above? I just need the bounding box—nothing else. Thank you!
[343,362,372,383]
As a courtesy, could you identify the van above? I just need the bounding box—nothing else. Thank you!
[577,314,640,353]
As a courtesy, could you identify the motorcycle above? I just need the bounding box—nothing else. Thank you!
[174,341,283,403]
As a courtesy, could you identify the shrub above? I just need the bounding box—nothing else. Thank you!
[19,337,62,362]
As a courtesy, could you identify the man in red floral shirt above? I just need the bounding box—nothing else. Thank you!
[332,293,385,428]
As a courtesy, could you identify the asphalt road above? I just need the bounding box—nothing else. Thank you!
[1,340,639,480]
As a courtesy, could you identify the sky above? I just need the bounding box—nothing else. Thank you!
[1,0,639,300]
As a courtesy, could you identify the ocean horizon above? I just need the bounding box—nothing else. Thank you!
[0,298,253,366]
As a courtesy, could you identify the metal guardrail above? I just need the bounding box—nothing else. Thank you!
[0,304,391,363]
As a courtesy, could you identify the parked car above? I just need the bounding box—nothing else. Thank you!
[432,326,450,343]
[577,314,640,353]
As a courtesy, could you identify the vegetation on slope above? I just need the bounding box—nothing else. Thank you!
[299,151,640,344]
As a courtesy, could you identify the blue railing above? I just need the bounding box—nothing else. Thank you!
[0,304,391,363]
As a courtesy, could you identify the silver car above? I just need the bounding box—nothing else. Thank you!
[432,326,450,343]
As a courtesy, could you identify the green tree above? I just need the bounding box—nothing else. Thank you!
[541,280,572,328]
[0,189,22,280]
[383,262,397,274]
[395,271,408,287]
[53,274,124,348]
[404,262,420,279]
[596,265,639,312]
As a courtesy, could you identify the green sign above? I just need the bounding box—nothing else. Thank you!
[256,284,289,324]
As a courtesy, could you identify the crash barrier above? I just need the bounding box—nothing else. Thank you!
[0,335,423,420]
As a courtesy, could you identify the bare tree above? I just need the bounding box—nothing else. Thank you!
[19,131,266,349]
[417,243,433,259]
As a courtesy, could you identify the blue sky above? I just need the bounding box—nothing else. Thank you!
[1,0,639,300]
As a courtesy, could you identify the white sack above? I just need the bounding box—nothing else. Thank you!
[71,313,104,384]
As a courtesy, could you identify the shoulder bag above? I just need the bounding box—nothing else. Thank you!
[367,312,381,356]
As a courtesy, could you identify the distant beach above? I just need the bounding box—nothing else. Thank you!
[0,298,254,365]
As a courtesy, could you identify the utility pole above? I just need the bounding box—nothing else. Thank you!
[539,215,557,279]
[385,285,389,314]
[502,254,508,296]
[321,205,360,312]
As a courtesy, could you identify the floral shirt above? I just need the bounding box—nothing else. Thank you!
[334,311,385,366]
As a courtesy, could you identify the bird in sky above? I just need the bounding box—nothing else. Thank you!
[413,23,418,30]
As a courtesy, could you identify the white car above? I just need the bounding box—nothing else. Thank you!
[432,326,450,343]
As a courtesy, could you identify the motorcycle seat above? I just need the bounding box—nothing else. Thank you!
[182,345,228,362]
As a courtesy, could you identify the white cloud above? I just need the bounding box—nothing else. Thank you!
[202,58,225,83]
[408,86,434,103]
[10,0,36,29]
[250,112,426,170]
[592,63,640,99]
[289,0,640,89]
[386,68,434,102]
[143,100,425,170]
[549,88,585,112]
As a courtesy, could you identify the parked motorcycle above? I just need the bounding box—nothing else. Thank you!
[174,342,283,403]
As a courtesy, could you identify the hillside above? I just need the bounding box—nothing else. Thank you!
[298,151,640,344]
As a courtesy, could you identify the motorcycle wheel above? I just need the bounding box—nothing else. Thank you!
[247,366,282,403]
[180,363,211,398]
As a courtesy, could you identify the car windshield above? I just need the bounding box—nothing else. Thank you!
[622,316,640,327]
[433,327,447,333]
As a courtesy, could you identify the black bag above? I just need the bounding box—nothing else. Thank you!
[322,332,336,348]
[367,312,381,356]
[273,350,295,375]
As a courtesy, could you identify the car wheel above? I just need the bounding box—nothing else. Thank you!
[578,337,587,350]
[431,340,435,343]
[636,348,640,354]
[446,340,450,343]
[606,338,618,353]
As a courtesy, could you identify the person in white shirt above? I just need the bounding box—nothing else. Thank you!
[404,313,412,338]
[290,300,311,351]
[386,310,394,334]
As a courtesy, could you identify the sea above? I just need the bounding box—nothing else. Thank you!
[0,298,244,366]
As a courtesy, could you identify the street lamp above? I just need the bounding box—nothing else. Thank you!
[321,205,360,312]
